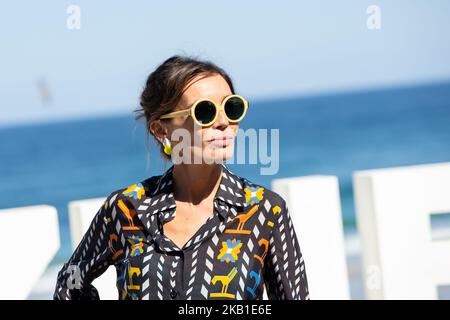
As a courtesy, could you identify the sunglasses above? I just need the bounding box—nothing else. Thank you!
[159,94,249,127]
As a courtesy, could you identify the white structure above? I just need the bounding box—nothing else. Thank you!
[0,205,60,299]
[353,162,450,299]
[272,175,350,299]
[68,198,118,300]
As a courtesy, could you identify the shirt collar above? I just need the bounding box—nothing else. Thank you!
[145,163,247,220]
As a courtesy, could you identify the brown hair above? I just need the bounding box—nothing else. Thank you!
[134,55,235,159]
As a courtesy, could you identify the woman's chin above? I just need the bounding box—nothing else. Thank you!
[202,145,234,163]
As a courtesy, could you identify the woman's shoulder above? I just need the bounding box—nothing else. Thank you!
[98,173,162,210]
[234,172,288,211]
[103,165,288,212]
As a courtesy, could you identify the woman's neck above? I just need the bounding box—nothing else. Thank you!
[172,163,223,205]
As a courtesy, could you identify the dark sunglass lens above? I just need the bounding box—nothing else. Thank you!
[194,101,216,125]
[224,97,245,121]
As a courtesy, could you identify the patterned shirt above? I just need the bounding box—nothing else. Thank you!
[53,164,309,300]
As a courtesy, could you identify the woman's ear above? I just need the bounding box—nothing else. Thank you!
[149,120,168,144]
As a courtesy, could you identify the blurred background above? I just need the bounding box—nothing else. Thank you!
[1,1,450,299]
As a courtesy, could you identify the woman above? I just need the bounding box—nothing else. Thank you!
[54,55,309,300]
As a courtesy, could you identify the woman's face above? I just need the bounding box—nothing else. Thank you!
[165,74,239,164]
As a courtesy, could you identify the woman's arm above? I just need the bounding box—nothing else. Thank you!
[53,192,118,300]
[263,199,309,300]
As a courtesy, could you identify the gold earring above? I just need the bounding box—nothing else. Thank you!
[163,137,172,155]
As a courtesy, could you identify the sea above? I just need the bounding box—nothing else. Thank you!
[1,80,450,298]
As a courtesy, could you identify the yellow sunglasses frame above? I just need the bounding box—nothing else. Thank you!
[159,94,249,126]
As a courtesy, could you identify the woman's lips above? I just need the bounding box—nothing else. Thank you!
[207,136,233,147]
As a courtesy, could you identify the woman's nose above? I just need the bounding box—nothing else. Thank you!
[213,109,229,128]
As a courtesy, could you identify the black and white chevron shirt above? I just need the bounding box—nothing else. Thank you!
[54,164,309,300]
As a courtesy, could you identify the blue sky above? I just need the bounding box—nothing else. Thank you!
[1,0,450,126]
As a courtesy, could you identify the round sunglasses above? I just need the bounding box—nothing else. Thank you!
[159,94,249,127]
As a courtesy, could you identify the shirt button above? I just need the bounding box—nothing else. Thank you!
[170,288,178,299]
